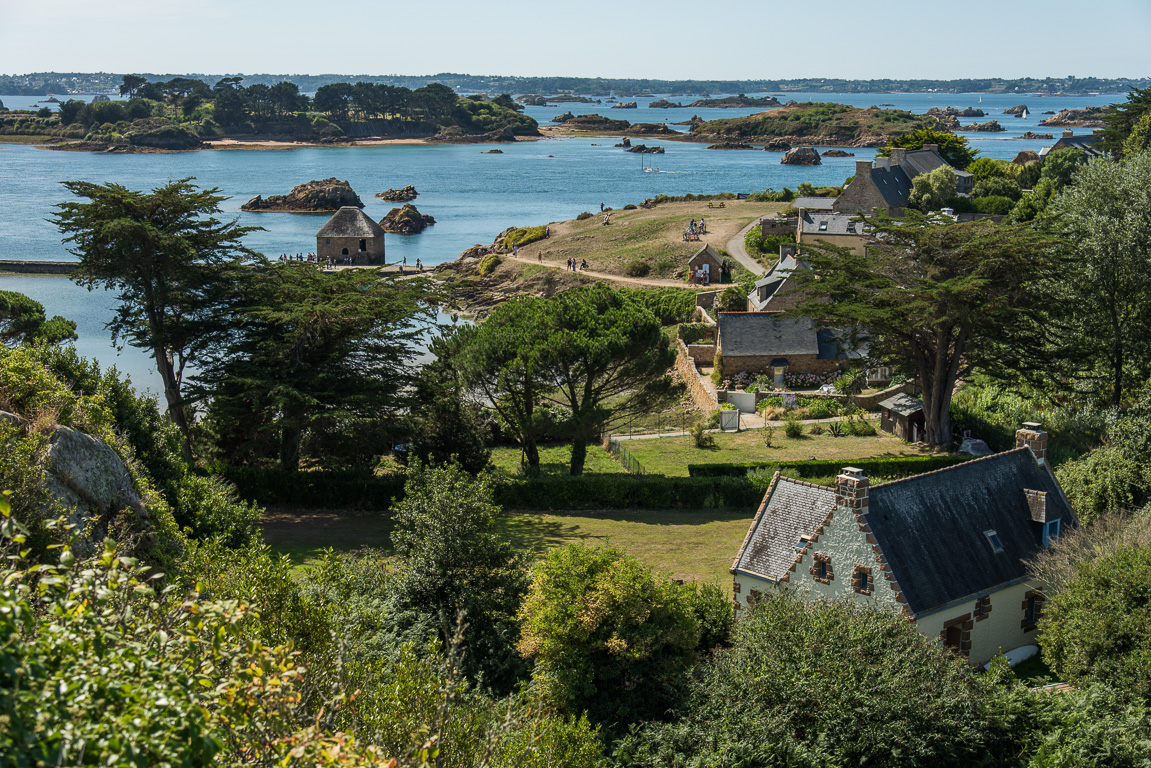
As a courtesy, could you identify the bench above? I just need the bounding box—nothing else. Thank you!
[708,202,726,209]
[682,231,701,242]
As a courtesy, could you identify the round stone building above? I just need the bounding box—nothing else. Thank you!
[316,206,386,265]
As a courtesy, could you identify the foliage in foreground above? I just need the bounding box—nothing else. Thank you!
[616,591,990,767]
[517,543,730,733]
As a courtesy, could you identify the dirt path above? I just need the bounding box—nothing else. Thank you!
[503,253,689,288]
[726,219,768,275]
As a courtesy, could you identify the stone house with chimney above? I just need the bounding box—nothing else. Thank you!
[834,145,974,216]
[715,312,860,383]
[1040,130,1104,159]
[316,206,387,265]
[730,425,1075,665]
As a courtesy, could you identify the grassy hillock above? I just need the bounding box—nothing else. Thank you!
[692,101,931,145]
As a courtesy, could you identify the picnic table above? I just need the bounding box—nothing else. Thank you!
[683,231,701,241]
[707,202,726,209]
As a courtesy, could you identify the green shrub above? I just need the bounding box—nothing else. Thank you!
[808,423,825,436]
[783,415,804,439]
[711,351,724,387]
[625,259,651,277]
[677,323,709,345]
[478,253,502,275]
[803,399,839,419]
[623,203,638,210]
[504,225,548,248]
[576,211,593,221]
[848,417,878,436]
[762,425,776,448]
[691,421,717,449]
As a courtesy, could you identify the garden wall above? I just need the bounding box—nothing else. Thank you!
[675,338,718,413]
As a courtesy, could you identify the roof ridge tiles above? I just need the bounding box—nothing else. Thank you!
[869,446,1032,490]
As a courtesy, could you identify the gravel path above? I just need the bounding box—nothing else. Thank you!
[726,218,768,276]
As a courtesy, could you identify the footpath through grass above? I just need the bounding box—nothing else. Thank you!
[260,506,751,589]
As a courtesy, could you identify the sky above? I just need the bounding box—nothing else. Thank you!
[1,0,1148,81]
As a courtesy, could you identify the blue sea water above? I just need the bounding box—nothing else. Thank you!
[0,91,1118,393]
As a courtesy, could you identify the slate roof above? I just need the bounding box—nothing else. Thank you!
[748,253,804,310]
[879,393,924,416]
[1040,133,1104,159]
[792,196,837,210]
[869,164,915,209]
[801,211,868,237]
[316,206,387,239]
[716,312,819,357]
[732,476,834,580]
[732,445,1077,617]
[867,448,1076,615]
[688,244,723,267]
[816,327,866,360]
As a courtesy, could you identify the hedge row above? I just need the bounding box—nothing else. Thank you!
[216,466,765,511]
[686,454,974,479]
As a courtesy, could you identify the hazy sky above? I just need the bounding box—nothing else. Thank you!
[1,0,1148,80]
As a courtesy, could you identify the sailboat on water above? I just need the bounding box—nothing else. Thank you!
[1019,107,1029,119]
[607,88,617,102]
[641,151,659,173]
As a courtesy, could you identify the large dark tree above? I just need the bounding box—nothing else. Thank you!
[1103,85,1151,156]
[1046,151,1151,406]
[194,262,436,471]
[455,297,553,470]
[54,179,256,458]
[788,215,1057,447]
[875,128,978,170]
[0,291,76,346]
[540,286,681,474]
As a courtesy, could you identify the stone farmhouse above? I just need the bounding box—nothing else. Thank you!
[833,145,974,216]
[797,211,870,255]
[316,206,387,265]
[715,312,859,383]
[730,424,1074,666]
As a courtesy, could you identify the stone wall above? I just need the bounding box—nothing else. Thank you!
[686,343,715,364]
[317,235,386,265]
[855,379,919,410]
[675,338,717,413]
[695,290,719,310]
[722,353,844,377]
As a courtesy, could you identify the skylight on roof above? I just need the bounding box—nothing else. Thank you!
[983,529,1005,553]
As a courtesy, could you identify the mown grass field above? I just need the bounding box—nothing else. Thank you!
[260,506,752,589]
[620,430,933,477]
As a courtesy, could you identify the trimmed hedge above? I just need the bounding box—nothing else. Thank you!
[495,475,761,510]
[212,466,405,509]
[686,454,974,479]
[217,465,763,511]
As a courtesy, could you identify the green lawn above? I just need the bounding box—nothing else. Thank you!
[489,442,626,476]
[260,506,751,589]
[621,430,933,477]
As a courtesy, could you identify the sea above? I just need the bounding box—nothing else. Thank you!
[0,90,1119,394]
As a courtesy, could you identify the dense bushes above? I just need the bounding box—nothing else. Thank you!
[675,322,709,344]
[504,225,549,248]
[213,465,405,508]
[624,259,651,277]
[615,286,695,325]
[477,252,502,275]
[496,474,761,510]
[687,454,973,478]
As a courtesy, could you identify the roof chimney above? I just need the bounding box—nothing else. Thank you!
[875,157,890,169]
[1016,422,1048,465]
[854,158,872,179]
[1063,130,1074,138]
[923,143,939,153]
[1024,489,1048,523]
[836,467,869,514]
[890,147,907,165]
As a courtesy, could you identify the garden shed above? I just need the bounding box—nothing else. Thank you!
[687,244,725,284]
[879,393,925,442]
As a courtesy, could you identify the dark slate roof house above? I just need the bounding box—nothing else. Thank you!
[748,252,805,311]
[1040,130,1104,159]
[716,313,820,359]
[833,145,974,215]
[730,424,1076,664]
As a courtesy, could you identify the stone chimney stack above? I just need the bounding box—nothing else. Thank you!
[923,143,939,153]
[855,158,872,179]
[836,467,869,516]
[1016,422,1048,465]
[890,147,907,165]
[1063,130,1074,138]
[875,157,890,169]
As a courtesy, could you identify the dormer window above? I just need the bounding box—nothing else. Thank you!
[1043,518,1062,548]
[984,529,1005,553]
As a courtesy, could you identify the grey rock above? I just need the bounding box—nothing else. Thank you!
[781,146,822,165]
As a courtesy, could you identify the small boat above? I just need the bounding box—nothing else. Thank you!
[1019,108,1029,119]
[606,88,616,102]
[641,153,659,173]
